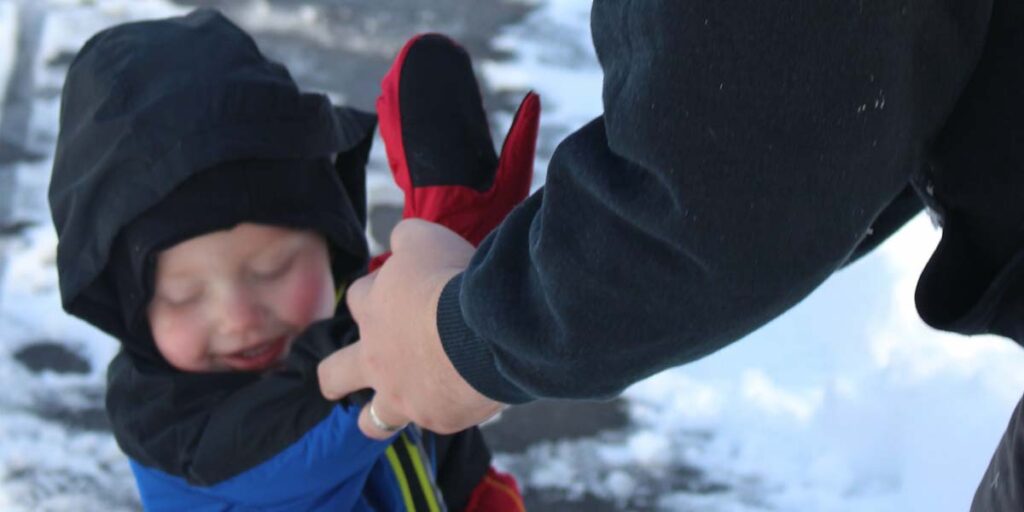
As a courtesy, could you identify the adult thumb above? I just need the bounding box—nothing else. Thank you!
[390,218,474,267]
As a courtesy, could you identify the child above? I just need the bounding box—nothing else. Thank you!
[48,9,529,511]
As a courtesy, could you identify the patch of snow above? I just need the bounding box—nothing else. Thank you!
[614,216,1024,510]
[480,0,602,188]
[0,2,190,509]
[0,1,17,108]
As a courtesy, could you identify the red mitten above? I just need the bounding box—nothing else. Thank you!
[463,466,526,512]
[370,33,540,271]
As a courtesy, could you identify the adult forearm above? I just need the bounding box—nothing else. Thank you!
[436,0,976,402]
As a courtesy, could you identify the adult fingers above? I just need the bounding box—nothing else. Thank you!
[344,269,377,323]
[358,397,410,440]
[317,341,369,401]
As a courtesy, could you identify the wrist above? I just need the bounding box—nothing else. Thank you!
[427,267,466,345]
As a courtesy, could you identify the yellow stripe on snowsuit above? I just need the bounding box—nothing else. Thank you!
[403,434,441,512]
[384,431,447,512]
[386,445,417,511]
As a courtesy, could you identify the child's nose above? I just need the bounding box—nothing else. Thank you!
[216,288,266,337]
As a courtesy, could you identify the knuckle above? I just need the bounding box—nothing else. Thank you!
[386,390,404,408]
[391,218,430,251]
[364,350,383,375]
[389,222,410,252]
[422,414,457,434]
[417,413,438,432]
[436,420,460,434]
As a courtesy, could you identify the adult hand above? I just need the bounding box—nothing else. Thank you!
[317,219,506,440]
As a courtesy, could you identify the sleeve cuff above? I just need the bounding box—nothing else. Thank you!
[916,220,1024,344]
[436,273,534,404]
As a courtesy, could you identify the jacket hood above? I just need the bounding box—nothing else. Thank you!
[49,9,375,341]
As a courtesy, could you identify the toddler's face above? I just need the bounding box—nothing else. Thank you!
[147,223,335,372]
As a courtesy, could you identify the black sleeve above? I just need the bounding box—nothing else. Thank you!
[972,393,1024,511]
[437,0,989,403]
[914,0,1024,345]
[933,1,1024,504]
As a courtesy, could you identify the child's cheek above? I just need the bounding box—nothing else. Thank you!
[149,308,213,372]
[279,265,335,331]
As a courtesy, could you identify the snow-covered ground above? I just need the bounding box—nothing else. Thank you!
[2,0,1023,511]
[1,1,188,510]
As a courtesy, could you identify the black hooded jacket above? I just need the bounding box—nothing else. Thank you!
[49,9,488,508]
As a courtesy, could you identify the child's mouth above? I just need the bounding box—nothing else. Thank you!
[223,336,289,371]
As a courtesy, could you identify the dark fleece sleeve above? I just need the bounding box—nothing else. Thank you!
[437,0,990,403]
[973,395,1024,512]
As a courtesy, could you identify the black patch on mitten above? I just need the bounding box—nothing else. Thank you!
[399,35,498,191]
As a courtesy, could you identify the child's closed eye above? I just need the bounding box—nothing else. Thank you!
[158,290,203,308]
[249,255,296,281]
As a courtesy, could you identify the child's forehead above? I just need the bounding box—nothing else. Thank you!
[156,223,318,274]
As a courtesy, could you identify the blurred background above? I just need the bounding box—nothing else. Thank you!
[1,1,1023,510]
